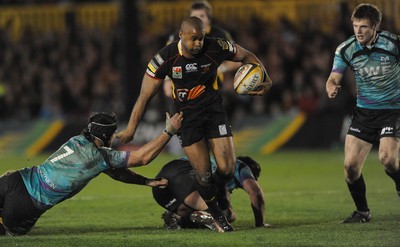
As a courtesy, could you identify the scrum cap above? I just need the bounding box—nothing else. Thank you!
[88,112,117,146]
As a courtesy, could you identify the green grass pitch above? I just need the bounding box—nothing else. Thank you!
[1,151,400,246]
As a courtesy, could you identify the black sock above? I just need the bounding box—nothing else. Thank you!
[214,172,230,210]
[346,174,369,212]
[385,167,400,190]
[196,181,224,219]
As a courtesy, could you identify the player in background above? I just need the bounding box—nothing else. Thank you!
[115,17,272,232]
[152,156,270,231]
[326,3,400,223]
[166,0,233,45]
[0,111,183,236]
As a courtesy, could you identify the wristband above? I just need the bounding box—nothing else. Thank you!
[136,176,147,185]
[163,129,173,137]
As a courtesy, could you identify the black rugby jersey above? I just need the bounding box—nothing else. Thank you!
[146,37,236,110]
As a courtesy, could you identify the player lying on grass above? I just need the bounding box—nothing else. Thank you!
[0,111,183,236]
[152,156,270,232]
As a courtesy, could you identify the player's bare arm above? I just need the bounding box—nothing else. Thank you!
[163,76,174,98]
[127,111,183,167]
[230,44,272,95]
[242,178,266,227]
[115,75,164,144]
[326,72,343,98]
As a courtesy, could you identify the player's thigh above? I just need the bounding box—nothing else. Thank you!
[152,187,183,212]
[344,134,372,171]
[0,178,5,209]
[2,172,45,235]
[153,172,197,212]
[183,139,211,174]
[0,171,17,213]
[208,136,236,174]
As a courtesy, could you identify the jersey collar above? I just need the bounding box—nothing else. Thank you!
[365,32,379,49]
[178,40,183,56]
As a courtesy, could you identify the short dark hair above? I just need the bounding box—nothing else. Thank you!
[181,16,204,32]
[190,0,213,19]
[237,156,261,180]
[351,3,382,27]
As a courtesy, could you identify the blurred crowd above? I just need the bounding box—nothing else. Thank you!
[0,3,397,124]
[0,23,123,120]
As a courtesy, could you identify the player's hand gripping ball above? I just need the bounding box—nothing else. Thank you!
[233,63,265,95]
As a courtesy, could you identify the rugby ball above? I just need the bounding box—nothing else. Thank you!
[233,63,264,95]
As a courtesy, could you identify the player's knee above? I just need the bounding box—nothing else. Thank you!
[216,161,235,179]
[2,218,32,236]
[379,152,396,170]
[344,165,361,183]
[196,172,213,187]
[215,154,235,173]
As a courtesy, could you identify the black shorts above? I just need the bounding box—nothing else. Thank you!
[0,171,46,235]
[152,160,197,212]
[176,102,233,147]
[348,107,400,143]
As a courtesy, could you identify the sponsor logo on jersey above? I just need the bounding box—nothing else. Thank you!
[357,65,392,76]
[349,127,361,133]
[172,66,182,79]
[381,126,393,135]
[177,89,188,101]
[217,39,235,53]
[176,85,205,102]
[188,85,205,99]
[165,198,177,208]
[201,63,211,73]
[217,39,229,50]
[185,63,198,72]
[380,56,389,63]
[39,168,57,190]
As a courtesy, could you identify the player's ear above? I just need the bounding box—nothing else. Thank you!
[179,31,182,39]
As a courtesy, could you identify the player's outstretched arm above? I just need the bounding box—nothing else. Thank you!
[103,168,168,188]
[114,75,164,144]
[126,111,183,167]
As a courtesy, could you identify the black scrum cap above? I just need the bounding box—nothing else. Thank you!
[88,112,118,146]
